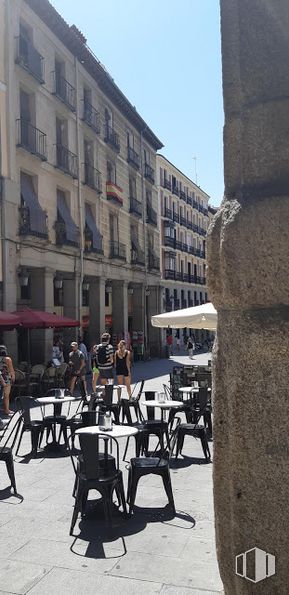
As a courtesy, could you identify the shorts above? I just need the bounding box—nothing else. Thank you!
[92,367,99,374]
[71,371,86,380]
[99,368,114,380]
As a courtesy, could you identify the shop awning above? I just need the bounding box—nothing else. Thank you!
[57,191,79,245]
[85,203,103,252]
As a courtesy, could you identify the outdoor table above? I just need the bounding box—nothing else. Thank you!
[178,386,211,401]
[37,395,80,449]
[142,400,183,422]
[76,425,138,438]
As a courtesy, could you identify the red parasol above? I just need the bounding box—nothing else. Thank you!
[0,311,20,329]
[12,308,79,329]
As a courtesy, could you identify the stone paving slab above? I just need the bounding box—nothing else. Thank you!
[0,353,223,594]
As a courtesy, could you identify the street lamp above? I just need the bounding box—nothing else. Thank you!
[18,268,29,287]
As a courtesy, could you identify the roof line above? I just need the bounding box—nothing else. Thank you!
[157,154,210,198]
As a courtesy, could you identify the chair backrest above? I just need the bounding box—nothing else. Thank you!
[88,391,104,411]
[14,369,26,383]
[143,390,157,420]
[17,396,37,424]
[43,367,56,379]
[81,410,98,427]
[131,379,145,401]
[163,384,172,400]
[193,388,210,424]
[78,433,119,480]
[0,410,22,452]
[104,384,113,406]
[31,364,45,376]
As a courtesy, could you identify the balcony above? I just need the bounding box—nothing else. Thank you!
[195,248,201,257]
[55,144,78,178]
[164,236,175,248]
[15,35,44,83]
[127,146,140,169]
[19,205,48,239]
[187,195,192,206]
[144,163,155,184]
[188,299,194,307]
[148,251,160,271]
[146,203,158,226]
[176,272,183,282]
[192,223,199,232]
[173,212,180,223]
[131,244,145,266]
[84,228,103,254]
[180,215,187,227]
[16,119,47,161]
[110,240,126,261]
[165,301,173,312]
[164,269,176,280]
[199,227,207,237]
[180,190,186,201]
[54,219,78,247]
[193,199,198,210]
[52,72,76,111]
[172,185,179,196]
[200,250,206,259]
[186,220,193,230]
[163,178,171,191]
[104,124,120,152]
[174,299,180,309]
[130,196,142,218]
[175,240,182,251]
[183,273,189,283]
[164,207,172,219]
[83,163,102,194]
[181,300,187,309]
[83,100,100,134]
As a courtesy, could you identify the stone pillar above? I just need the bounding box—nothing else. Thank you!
[147,286,162,357]
[88,277,105,345]
[207,2,289,593]
[63,276,79,349]
[30,267,54,364]
[132,285,145,332]
[112,281,128,338]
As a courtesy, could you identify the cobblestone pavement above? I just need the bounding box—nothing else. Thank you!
[0,352,223,595]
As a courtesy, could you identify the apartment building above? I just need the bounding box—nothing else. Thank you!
[0,0,163,363]
[157,155,210,341]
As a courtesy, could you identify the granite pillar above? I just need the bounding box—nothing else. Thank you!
[112,281,128,338]
[207,1,289,592]
[30,267,54,364]
[88,277,105,345]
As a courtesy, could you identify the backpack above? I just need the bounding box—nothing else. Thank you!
[97,344,108,366]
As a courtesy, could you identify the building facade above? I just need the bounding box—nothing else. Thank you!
[0,0,163,363]
[157,155,210,344]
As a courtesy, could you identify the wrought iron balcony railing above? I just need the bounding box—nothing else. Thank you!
[187,195,192,206]
[188,299,194,307]
[164,236,175,248]
[148,251,160,270]
[15,35,44,83]
[52,72,76,111]
[173,212,179,223]
[19,205,48,239]
[130,196,142,218]
[186,220,193,230]
[16,119,47,161]
[131,244,145,265]
[180,215,187,227]
[174,298,180,309]
[172,185,179,196]
[84,229,103,254]
[55,144,78,178]
[127,146,140,169]
[83,100,101,133]
[109,240,126,260]
[146,203,158,226]
[164,207,173,219]
[104,124,120,152]
[183,273,189,283]
[144,163,155,184]
[83,163,102,193]
[164,269,176,280]
[181,299,187,309]
[180,190,186,201]
[176,272,183,282]
[54,219,79,247]
[165,301,173,312]
[163,178,171,190]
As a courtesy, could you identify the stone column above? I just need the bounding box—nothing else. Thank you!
[147,286,162,357]
[30,267,54,364]
[132,285,145,333]
[63,276,79,348]
[112,280,128,338]
[88,277,105,345]
[207,2,289,593]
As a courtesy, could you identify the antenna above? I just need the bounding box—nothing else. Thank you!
[193,156,198,186]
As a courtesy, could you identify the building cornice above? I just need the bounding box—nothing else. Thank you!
[24,0,163,151]
[157,154,210,199]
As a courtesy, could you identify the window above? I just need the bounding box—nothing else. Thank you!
[84,139,94,165]
[105,291,110,307]
[56,117,67,146]
[54,286,63,307]
[20,277,31,301]
[129,176,137,198]
[56,189,79,246]
[20,172,47,237]
[127,129,134,148]
[82,287,89,307]
[107,160,116,184]
[109,213,119,243]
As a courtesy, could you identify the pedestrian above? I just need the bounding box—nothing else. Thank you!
[166,333,173,356]
[95,333,114,385]
[114,339,132,400]
[187,336,194,359]
[91,344,99,392]
[0,345,15,416]
[68,342,86,396]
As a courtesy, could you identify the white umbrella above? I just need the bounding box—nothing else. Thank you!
[151,302,217,330]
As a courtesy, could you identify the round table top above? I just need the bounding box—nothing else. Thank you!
[142,400,183,409]
[179,386,211,393]
[76,425,138,438]
[37,396,79,405]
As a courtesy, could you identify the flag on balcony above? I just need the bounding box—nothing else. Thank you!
[106,182,123,206]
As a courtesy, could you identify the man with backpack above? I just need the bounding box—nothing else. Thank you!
[95,333,114,385]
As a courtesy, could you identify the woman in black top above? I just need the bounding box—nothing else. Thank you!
[114,340,132,399]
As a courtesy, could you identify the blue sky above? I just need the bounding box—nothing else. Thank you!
[51,0,223,206]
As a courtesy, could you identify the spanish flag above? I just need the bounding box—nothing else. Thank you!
[106,182,123,206]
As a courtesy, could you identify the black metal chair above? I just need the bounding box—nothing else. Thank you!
[15,396,45,457]
[175,388,211,462]
[127,419,180,516]
[120,380,145,423]
[0,411,22,492]
[142,391,170,452]
[69,432,127,535]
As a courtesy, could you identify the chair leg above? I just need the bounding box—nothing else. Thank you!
[162,470,175,514]
[31,428,41,456]
[70,482,84,535]
[5,454,17,493]
[200,432,211,462]
[15,424,25,456]
[116,474,127,515]
[123,436,130,462]
[128,471,140,515]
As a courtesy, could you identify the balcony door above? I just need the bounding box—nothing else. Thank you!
[109,213,118,244]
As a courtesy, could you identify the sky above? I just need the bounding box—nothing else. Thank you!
[51,0,224,206]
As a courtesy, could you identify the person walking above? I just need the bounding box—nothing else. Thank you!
[0,345,15,416]
[91,344,99,392]
[95,333,114,385]
[114,340,132,400]
[187,336,194,359]
[68,342,86,396]
[166,334,173,356]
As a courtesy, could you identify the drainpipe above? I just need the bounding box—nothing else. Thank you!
[140,127,148,354]
[74,56,84,330]
[2,0,12,313]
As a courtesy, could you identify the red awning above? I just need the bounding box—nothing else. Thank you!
[12,308,79,329]
[0,311,21,329]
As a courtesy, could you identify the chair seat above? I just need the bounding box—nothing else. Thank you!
[179,424,205,432]
[43,415,67,422]
[131,457,168,469]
